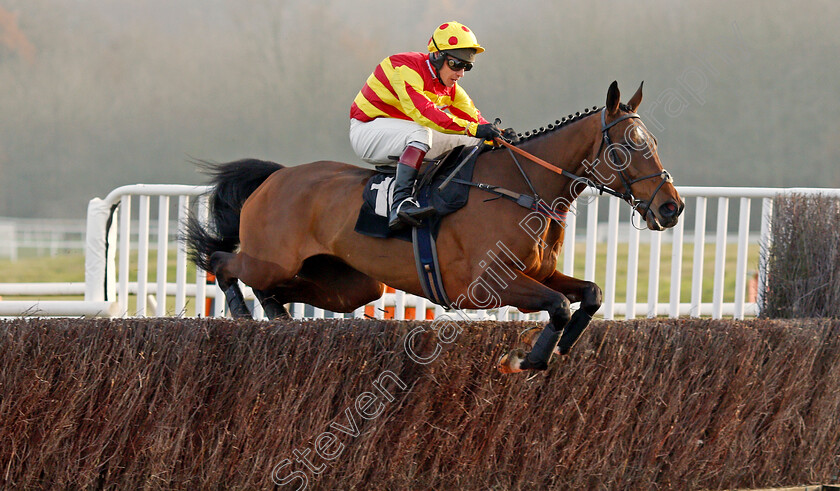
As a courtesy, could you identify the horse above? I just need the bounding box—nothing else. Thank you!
[185,81,684,373]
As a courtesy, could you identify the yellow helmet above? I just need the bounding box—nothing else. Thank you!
[427,21,484,61]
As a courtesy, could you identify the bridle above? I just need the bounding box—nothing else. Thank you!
[595,108,673,221]
[498,108,673,222]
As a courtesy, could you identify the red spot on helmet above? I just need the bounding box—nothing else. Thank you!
[449,36,458,45]
[439,23,449,30]
[462,26,470,32]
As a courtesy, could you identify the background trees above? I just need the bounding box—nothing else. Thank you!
[0,0,838,218]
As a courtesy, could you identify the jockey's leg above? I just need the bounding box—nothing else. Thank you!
[388,127,483,230]
[389,142,436,230]
[426,129,484,160]
[348,118,480,230]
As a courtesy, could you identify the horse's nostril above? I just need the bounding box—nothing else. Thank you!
[660,201,678,217]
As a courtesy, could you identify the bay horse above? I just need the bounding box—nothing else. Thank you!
[185,81,683,373]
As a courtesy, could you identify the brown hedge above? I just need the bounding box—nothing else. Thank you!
[1,317,839,490]
[761,194,840,318]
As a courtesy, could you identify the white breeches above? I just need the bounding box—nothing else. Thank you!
[349,118,481,165]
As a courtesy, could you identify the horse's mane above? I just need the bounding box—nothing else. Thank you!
[498,103,633,149]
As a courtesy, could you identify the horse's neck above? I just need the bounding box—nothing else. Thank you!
[504,116,599,208]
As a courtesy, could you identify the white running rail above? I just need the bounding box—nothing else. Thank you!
[2,184,839,320]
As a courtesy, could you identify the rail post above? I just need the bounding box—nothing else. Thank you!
[84,198,117,303]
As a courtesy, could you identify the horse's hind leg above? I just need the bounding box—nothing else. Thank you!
[209,251,252,319]
[253,289,291,320]
[266,255,384,313]
[239,255,383,318]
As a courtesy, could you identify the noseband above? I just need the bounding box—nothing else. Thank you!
[595,108,673,221]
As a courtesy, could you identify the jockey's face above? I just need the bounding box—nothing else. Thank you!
[439,56,466,87]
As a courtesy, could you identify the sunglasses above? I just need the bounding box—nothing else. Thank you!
[446,57,473,72]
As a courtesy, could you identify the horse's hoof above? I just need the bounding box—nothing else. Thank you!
[498,348,527,374]
[519,326,562,356]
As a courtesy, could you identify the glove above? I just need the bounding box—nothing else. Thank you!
[501,127,519,143]
[474,123,501,140]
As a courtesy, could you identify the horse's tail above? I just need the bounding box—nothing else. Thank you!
[184,158,284,272]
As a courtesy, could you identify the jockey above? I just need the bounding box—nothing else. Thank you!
[350,21,515,230]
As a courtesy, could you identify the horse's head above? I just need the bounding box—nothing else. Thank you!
[591,81,683,230]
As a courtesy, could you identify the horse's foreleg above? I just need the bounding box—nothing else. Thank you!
[538,271,602,355]
[209,251,252,319]
[492,274,571,373]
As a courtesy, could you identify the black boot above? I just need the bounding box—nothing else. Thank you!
[388,146,436,230]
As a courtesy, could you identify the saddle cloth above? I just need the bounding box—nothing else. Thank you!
[354,145,480,242]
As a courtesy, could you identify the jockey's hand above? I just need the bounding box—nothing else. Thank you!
[474,123,502,140]
[501,127,519,144]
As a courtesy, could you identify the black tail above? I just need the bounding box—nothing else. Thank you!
[183,158,284,272]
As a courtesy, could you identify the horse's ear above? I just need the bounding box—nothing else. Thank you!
[627,81,644,112]
[606,81,620,115]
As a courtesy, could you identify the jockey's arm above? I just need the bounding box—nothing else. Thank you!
[449,84,490,127]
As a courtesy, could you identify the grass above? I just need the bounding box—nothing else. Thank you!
[573,241,761,304]
[0,251,85,283]
[0,250,202,315]
[1,241,761,312]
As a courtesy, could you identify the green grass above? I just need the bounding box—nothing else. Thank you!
[0,250,203,315]
[2,242,761,312]
[1,252,86,283]
[2,250,199,284]
[567,242,761,305]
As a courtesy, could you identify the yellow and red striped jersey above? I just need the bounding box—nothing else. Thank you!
[350,52,488,136]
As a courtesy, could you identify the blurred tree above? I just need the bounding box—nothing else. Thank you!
[0,0,839,218]
[0,6,35,63]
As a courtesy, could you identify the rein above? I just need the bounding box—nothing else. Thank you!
[496,138,627,201]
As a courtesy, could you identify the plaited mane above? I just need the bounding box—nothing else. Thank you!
[496,103,633,149]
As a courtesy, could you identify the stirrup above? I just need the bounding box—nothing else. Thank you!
[399,205,436,222]
[389,198,435,230]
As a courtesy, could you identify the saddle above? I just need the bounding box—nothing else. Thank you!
[354,145,481,242]
[354,145,482,307]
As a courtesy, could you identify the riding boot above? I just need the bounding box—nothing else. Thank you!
[388,144,436,230]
